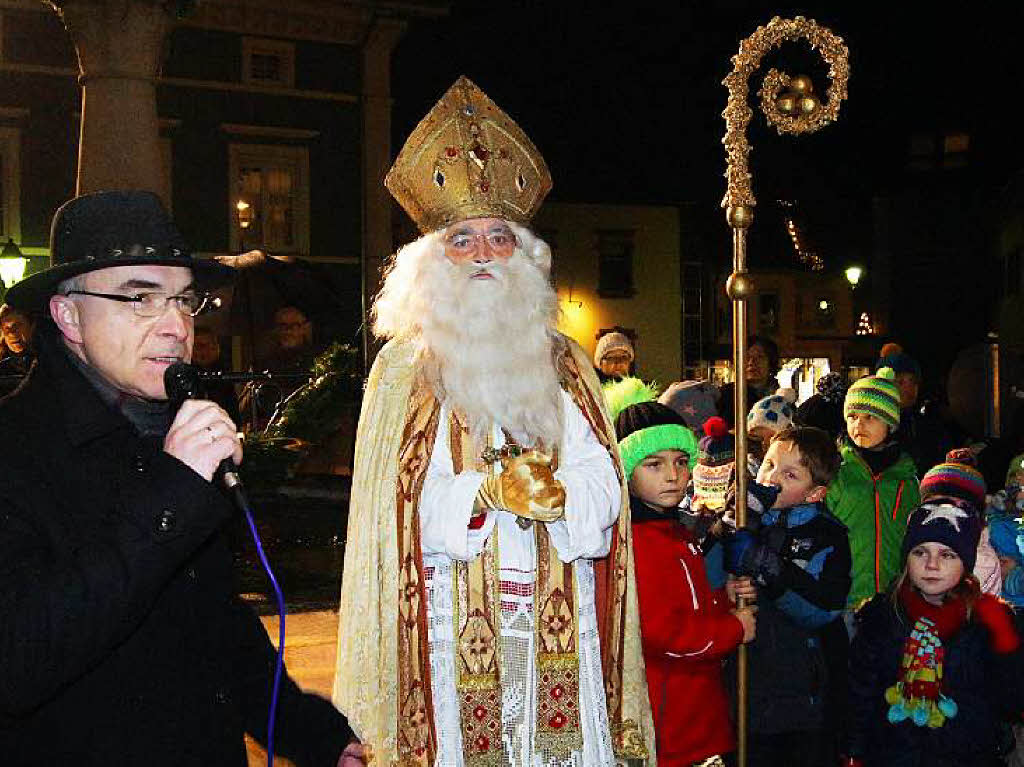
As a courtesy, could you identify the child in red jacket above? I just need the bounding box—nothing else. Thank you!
[607,379,756,765]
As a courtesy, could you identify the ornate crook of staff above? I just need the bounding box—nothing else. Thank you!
[721,15,849,766]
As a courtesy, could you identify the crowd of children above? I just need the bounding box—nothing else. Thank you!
[604,368,1024,767]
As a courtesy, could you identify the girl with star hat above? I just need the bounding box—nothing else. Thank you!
[843,500,1024,766]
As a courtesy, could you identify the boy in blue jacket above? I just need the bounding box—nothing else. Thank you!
[722,426,852,766]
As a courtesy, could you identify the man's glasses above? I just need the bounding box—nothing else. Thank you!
[65,290,212,318]
[446,230,517,251]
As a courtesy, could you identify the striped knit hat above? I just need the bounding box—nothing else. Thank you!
[844,366,901,430]
[920,448,986,511]
[1006,452,1024,486]
[692,417,735,511]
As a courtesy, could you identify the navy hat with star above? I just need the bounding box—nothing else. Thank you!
[901,501,983,572]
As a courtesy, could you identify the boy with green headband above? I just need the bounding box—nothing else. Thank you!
[605,378,756,765]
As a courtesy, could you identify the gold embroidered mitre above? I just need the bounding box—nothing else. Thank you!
[386,76,552,233]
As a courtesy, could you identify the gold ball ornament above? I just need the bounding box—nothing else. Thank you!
[726,272,756,300]
[789,75,814,95]
[800,95,820,115]
[726,205,754,229]
[776,93,798,115]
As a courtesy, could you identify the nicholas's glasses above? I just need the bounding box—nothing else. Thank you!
[446,230,517,251]
[65,290,211,318]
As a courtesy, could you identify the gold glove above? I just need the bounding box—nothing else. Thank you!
[475,450,565,523]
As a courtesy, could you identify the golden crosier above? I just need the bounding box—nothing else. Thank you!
[476,450,565,523]
[721,15,850,210]
[385,76,552,234]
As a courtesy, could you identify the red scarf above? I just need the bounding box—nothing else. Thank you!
[897,581,969,639]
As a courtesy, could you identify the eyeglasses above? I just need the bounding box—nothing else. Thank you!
[65,290,211,318]
[446,230,517,251]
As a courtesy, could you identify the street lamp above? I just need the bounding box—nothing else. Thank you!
[0,238,28,289]
[844,265,863,288]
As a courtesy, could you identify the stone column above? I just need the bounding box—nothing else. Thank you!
[44,0,173,200]
[360,16,405,367]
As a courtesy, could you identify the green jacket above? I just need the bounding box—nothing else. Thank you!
[825,444,919,607]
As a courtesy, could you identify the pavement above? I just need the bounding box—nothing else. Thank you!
[246,610,340,767]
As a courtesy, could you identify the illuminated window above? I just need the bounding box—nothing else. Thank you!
[229,143,309,254]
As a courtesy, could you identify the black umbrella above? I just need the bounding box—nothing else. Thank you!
[203,250,350,370]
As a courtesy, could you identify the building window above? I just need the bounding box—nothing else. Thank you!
[242,37,295,89]
[229,144,309,255]
[0,127,21,242]
[596,229,635,298]
[908,131,970,171]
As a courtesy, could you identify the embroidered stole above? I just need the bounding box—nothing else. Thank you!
[393,342,643,766]
[448,411,582,766]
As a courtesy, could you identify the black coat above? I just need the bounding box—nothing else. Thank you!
[0,325,351,766]
[847,594,1023,767]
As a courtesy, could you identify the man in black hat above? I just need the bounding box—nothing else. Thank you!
[0,191,363,766]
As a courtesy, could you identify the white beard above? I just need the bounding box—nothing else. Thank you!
[372,227,564,448]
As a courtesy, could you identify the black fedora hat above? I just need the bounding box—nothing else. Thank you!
[5,190,234,312]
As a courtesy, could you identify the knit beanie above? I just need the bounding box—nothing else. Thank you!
[604,377,698,481]
[901,501,983,572]
[692,416,735,511]
[1006,452,1024,486]
[876,351,922,380]
[594,331,634,368]
[844,366,901,430]
[658,379,719,431]
[794,372,848,439]
[920,448,987,511]
[747,388,797,434]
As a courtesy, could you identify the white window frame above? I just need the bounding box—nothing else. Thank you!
[241,37,296,89]
[228,142,310,256]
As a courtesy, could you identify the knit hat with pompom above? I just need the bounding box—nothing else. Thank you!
[692,416,734,510]
[844,366,901,430]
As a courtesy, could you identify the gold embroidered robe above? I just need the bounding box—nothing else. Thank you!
[332,335,655,766]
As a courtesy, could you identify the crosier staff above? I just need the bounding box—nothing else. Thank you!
[720,15,849,766]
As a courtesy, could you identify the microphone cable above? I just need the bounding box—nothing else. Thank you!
[165,362,287,767]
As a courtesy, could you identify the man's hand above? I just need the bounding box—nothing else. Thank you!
[476,450,565,523]
[726,575,757,605]
[163,400,243,482]
[337,742,370,766]
[730,605,757,643]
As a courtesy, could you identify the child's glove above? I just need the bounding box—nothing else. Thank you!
[721,526,788,597]
[973,594,1021,654]
[476,450,565,524]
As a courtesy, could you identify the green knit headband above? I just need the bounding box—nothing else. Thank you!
[619,424,698,481]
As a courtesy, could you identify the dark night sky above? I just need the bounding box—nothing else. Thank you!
[391,2,1023,271]
[392,2,1022,203]
[389,1,1024,381]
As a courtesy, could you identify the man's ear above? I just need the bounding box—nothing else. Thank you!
[805,485,828,503]
[49,294,84,344]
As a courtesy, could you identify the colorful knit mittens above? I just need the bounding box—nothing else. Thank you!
[884,616,958,728]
